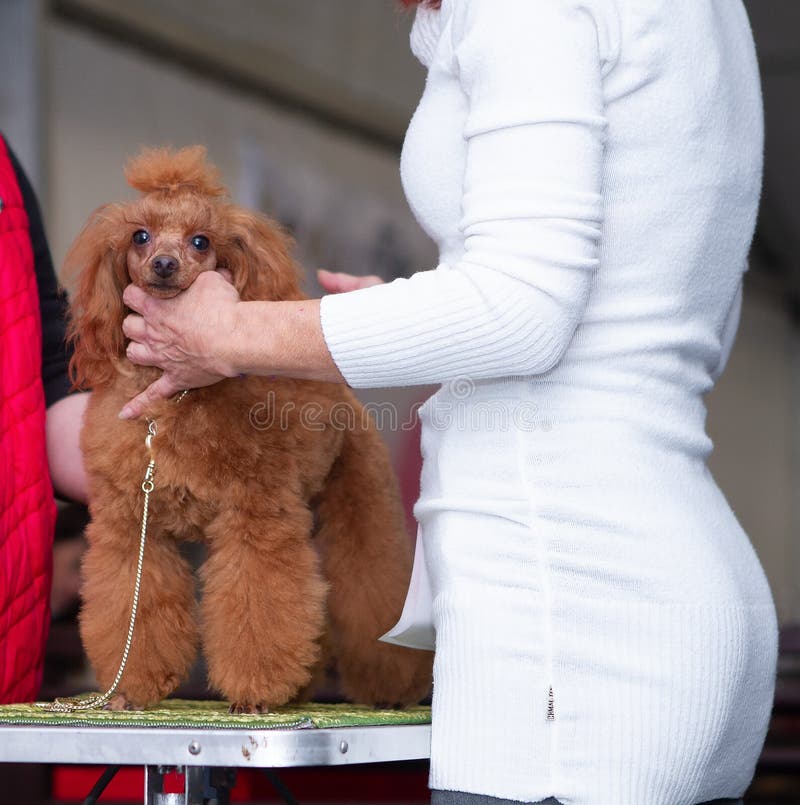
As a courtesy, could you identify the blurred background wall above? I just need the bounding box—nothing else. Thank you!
[0,0,798,624]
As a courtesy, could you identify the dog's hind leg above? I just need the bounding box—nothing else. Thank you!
[200,497,327,713]
[79,511,199,709]
[313,422,433,708]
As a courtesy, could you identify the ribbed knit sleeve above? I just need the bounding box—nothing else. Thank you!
[320,0,613,388]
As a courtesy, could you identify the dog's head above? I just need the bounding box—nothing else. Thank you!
[66,146,303,389]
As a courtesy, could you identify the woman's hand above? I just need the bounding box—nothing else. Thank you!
[317,269,384,293]
[118,268,379,418]
[119,269,240,420]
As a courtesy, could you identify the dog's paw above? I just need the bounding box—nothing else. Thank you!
[228,701,270,715]
[104,694,133,712]
[373,701,406,711]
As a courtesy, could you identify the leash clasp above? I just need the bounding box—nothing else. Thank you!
[145,419,157,452]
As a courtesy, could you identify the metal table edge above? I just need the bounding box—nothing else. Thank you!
[0,722,432,767]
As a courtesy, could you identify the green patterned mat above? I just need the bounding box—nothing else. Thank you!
[0,699,431,730]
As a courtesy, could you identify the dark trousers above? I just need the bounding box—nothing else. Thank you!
[431,791,745,805]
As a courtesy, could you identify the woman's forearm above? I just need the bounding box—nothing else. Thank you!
[230,299,346,384]
[46,392,90,504]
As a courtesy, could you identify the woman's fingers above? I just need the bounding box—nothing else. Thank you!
[121,314,147,342]
[122,283,151,314]
[119,375,182,421]
[125,340,157,367]
[317,269,385,293]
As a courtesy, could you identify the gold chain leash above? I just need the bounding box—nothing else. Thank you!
[37,391,188,713]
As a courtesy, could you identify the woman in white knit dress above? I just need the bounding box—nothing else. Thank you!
[120,0,778,803]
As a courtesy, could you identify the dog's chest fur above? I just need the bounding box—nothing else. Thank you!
[82,371,345,539]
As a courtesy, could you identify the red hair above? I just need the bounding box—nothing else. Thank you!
[400,0,441,7]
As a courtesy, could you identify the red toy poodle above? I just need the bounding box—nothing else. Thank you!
[66,146,432,713]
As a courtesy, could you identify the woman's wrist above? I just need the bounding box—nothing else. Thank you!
[223,300,261,378]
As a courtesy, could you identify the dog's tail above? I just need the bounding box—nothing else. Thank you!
[124,145,226,197]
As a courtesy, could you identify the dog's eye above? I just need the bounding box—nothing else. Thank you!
[191,235,210,252]
[132,230,150,246]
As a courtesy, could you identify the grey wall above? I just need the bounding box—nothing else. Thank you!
[0,0,46,190]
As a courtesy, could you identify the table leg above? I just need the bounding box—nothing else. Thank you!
[143,765,236,805]
[145,765,178,804]
[207,768,236,804]
[185,766,204,805]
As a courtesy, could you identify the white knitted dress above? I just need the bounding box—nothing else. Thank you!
[319,1,779,803]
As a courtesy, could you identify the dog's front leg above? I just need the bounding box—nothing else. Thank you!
[201,499,327,713]
[79,511,199,709]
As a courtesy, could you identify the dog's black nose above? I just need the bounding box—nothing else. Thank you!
[152,255,178,279]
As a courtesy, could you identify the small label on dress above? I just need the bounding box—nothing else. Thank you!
[546,685,555,721]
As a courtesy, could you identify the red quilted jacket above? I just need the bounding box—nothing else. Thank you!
[0,136,56,703]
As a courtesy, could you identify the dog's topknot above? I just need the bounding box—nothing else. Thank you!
[124,145,226,197]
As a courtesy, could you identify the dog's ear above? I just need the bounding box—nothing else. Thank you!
[220,206,304,302]
[64,204,130,390]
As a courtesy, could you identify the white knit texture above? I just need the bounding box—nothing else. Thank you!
[320,1,778,802]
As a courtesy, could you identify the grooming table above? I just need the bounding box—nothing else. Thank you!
[0,699,432,804]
